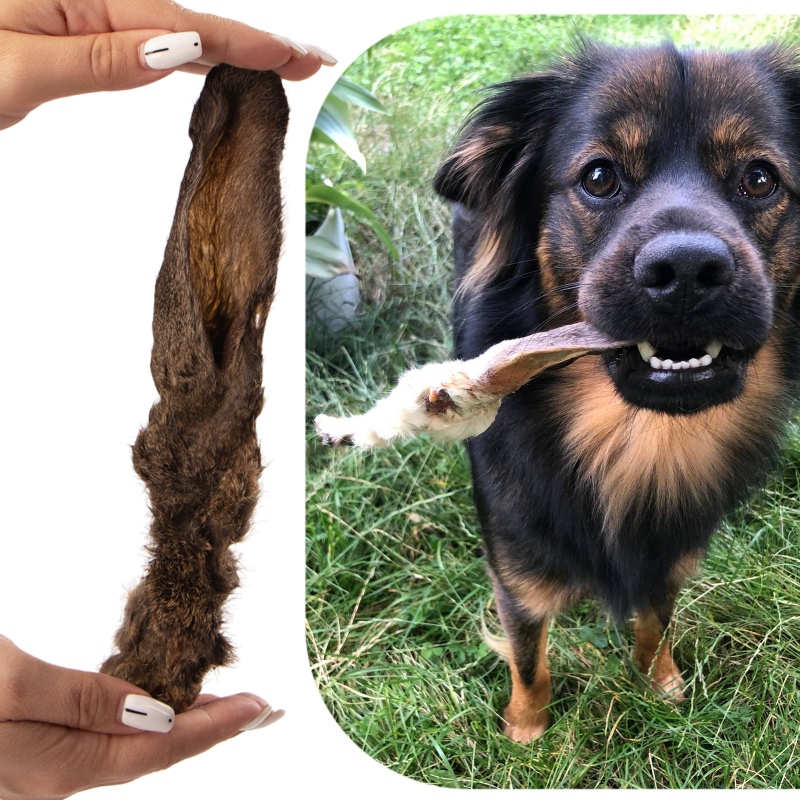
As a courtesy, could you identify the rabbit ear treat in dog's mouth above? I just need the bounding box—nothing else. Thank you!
[315,322,629,448]
[100,66,288,713]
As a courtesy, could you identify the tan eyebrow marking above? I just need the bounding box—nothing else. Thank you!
[566,110,656,186]
[703,112,790,181]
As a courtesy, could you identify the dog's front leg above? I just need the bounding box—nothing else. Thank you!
[633,597,685,701]
[493,580,552,743]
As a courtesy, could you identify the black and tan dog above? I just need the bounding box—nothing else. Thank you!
[434,41,800,742]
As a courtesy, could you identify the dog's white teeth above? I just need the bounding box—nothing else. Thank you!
[705,341,723,359]
[648,354,714,370]
[638,342,657,361]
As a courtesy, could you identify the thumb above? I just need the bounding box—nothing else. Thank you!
[0,28,202,126]
[0,638,175,735]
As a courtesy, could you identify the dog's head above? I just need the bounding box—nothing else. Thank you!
[436,42,800,414]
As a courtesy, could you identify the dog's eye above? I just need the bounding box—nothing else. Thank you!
[581,161,620,198]
[738,162,778,199]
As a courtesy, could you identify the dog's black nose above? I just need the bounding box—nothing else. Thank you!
[633,232,735,315]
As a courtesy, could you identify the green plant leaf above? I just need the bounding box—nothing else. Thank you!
[313,95,366,173]
[330,76,387,113]
[306,184,398,258]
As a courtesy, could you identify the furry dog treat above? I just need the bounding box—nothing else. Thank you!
[100,65,288,712]
[315,322,628,447]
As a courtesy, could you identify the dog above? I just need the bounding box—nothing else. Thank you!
[433,41,800,743]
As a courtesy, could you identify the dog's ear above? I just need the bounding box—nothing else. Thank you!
[433,74,567,209]
[762,45,800,150]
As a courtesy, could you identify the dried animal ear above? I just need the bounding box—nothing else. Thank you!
[181,68,288,369]
[101,66,289,713]
[433,73,566,209]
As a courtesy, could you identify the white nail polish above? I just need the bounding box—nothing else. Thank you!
[143,32,203,70]
[121,694,175,733]
[269,35,308,58]
[303,45,338,67]
[239,705,284,732]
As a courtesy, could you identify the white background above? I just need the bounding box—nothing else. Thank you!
[0,0,769,798]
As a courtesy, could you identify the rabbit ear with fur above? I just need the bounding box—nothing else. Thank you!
[100,65,288,713]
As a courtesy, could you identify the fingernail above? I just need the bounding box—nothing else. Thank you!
[303,45,338,67]
[142,31,203,70]
[269,34,308,58]
[303,44,339,67]
[120,694,175,733]
[239,705,285,732]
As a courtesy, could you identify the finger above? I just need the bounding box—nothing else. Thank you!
[102,0,326,74]
[4,694,277,792]
[0,0,335,77]
[0,642,173,735]
[178,51,326,82]
[160,6,337,79]
[104,694,277,778]
[189,693,220,708]
[0,28,190,127]
[270,51,328,82]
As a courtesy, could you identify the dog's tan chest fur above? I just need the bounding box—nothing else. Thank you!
[550,342,783,533]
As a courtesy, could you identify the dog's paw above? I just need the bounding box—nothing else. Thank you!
[635,652,686,703]
[501,706,550,744]
[648,662,686,703]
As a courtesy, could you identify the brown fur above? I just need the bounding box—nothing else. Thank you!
[633,609,685,699]
[495,560,580,618]
[502,624,551,743]
[457,229,502,296]
[553,340,783,534]
[99,66,288,712]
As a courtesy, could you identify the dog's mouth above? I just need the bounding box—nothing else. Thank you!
[604,339,752,414]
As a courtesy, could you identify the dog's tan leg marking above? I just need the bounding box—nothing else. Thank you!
[633,608,685,701]
[502,621,552,743]
[491,568,571,743]
[634,549,701,701]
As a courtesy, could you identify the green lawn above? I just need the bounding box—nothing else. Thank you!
[306,15,800,788]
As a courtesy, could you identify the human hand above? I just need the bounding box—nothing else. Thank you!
[0,0,336,129]
[0,636,282,799]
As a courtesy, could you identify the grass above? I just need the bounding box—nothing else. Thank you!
[306,15,800,788]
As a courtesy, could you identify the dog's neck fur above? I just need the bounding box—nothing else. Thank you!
[550,340,788,536]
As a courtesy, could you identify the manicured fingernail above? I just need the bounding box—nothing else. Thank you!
[239,705,284,732]
[253,708,285,730]
[269,34,308,58]
[303,45,338,67]
[142,32,203,70]
[120,694,175,733]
